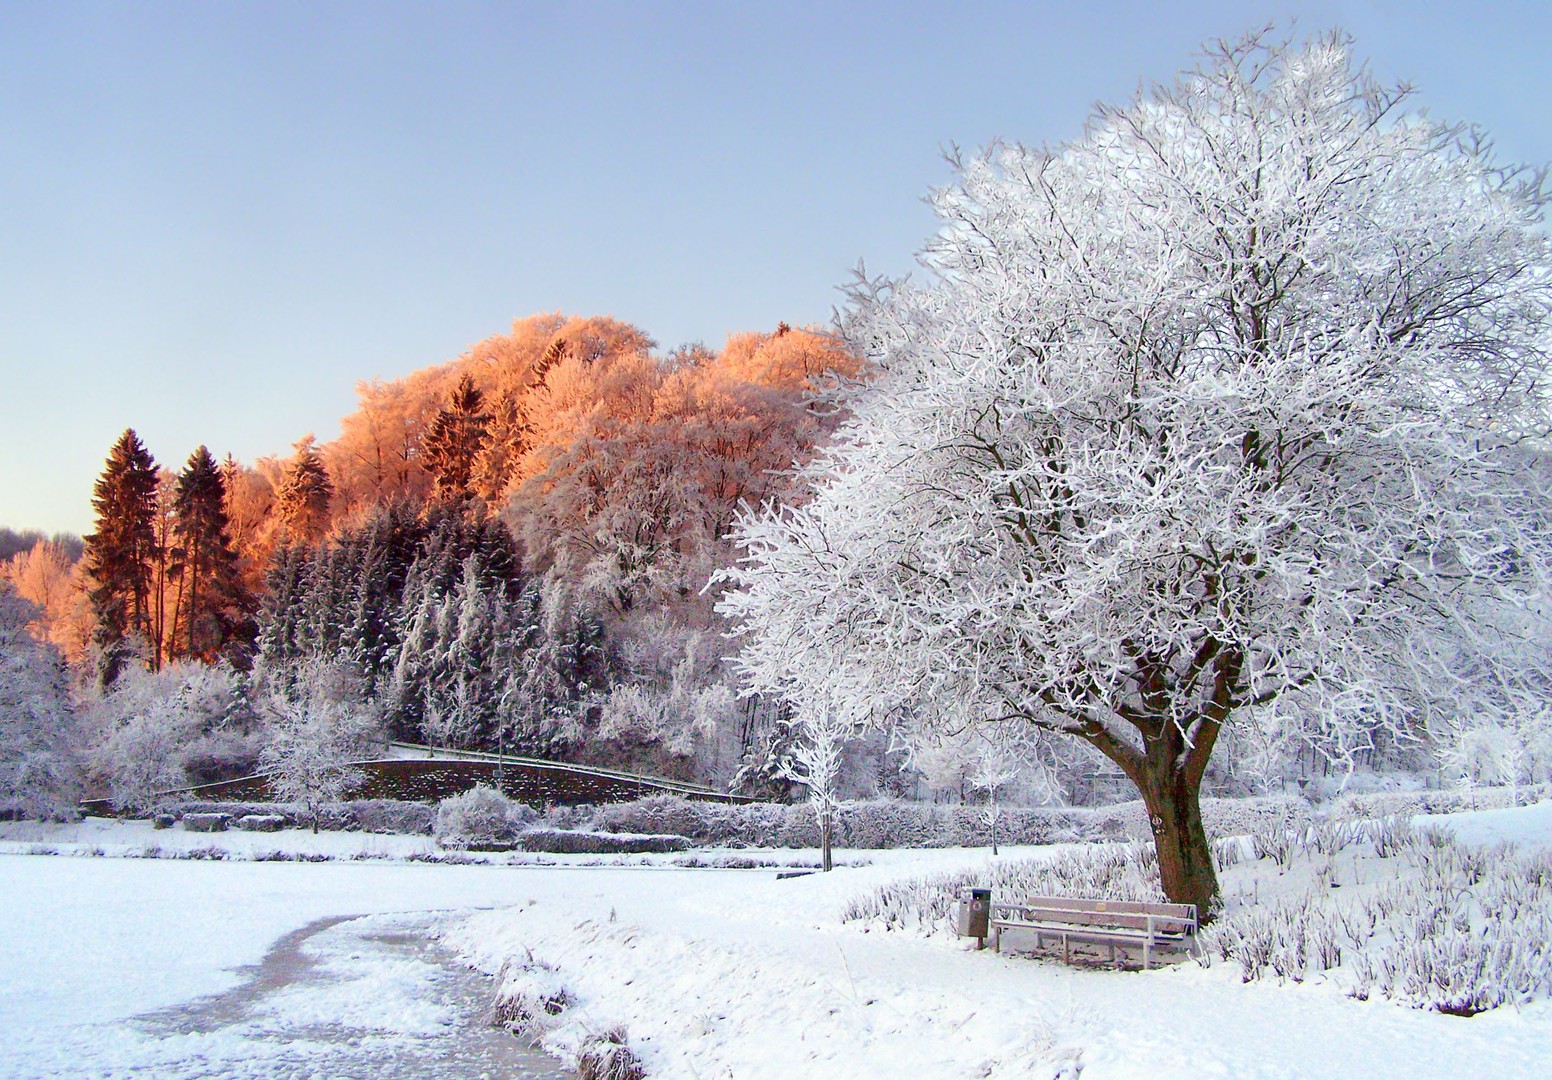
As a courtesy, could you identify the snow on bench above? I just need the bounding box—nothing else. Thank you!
[991,895,1197,970]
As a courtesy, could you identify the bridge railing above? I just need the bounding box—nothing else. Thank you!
[383,739,742,801]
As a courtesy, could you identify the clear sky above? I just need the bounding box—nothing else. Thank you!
[3,0,1550,536]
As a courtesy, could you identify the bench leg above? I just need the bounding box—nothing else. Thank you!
[1143,937,1151,971]
[993,925,1001,953]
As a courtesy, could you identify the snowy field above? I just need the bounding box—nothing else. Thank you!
[2,805,1550,1078]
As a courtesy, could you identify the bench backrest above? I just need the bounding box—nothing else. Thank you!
[1020,896,1195,918]
[995,895,1197,932]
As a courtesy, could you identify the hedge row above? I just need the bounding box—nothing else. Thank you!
[518,828,693,854]
[169,798,435,835]
[567,794,1312,850]
[157,786,1532,849]
[1324,782,1550,819]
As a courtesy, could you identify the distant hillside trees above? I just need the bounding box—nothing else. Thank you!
[2,534,91,664]
[80,432,258,686]
[254,504,592,755]
[64,312,867,791]
[0,528,82,564]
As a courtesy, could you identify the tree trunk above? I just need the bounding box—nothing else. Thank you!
[819,808,833,872]
[1136,748,1218,918]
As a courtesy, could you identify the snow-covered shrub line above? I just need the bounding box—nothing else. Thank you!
[1326,782,1551,820]
[576,793,1309,850]
[519,828,691,855]
[165,798,435,834]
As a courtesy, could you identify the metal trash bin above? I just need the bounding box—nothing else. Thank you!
[957,887,991,942]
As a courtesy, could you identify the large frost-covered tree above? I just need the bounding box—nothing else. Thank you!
[720,31,1552,911]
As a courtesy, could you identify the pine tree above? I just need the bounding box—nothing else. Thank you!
[83,430,161,686]
[420,375,490,502]
[256,543,310,663]
[169,446,253,665]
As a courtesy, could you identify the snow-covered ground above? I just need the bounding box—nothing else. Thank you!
[448,805,1552,1079]
[2,804,1549,1078]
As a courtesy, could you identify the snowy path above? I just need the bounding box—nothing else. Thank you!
[0,855,571,1079]
[125,911,569,1079]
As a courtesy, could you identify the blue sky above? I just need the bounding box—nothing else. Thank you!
[3,0,1550,535]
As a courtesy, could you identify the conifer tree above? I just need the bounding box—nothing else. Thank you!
[256,543,310,662]
[169,446,253,665]
[274,437,333,544]
[420,375,490,502]
[83,430,161,686]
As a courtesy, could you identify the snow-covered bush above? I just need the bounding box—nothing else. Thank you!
[350,798,435,835]
[577,1027,646,1080]
[434,784,532,849]
[82,660,254,813]
[1366,814,1415,858]
[492,957,574,1043]
[1195,818,1552,1014]
[182,812,230,832]
[236,814,285,832]
[0,584,81,819]
[255,656,383,829]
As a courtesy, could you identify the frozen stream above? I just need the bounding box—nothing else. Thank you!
[0,853,584,1079]
[133,911,572,1079]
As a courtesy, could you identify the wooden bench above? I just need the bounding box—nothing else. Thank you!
[990,895,1197,970]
